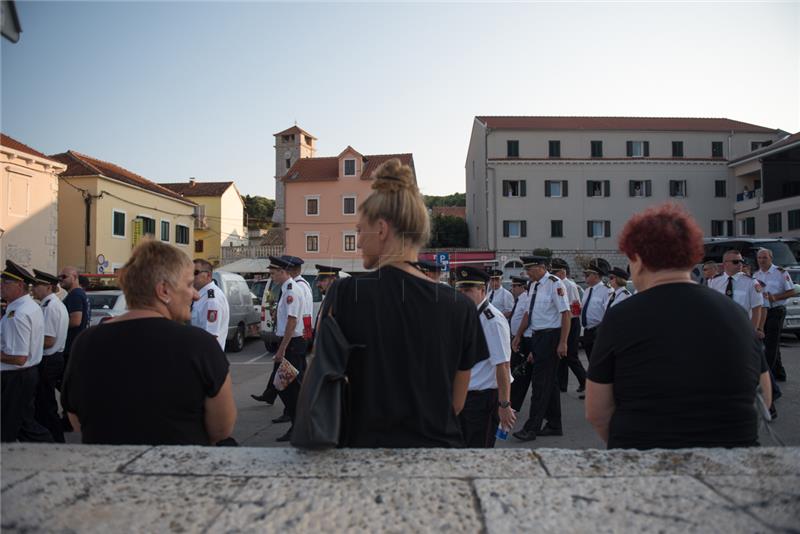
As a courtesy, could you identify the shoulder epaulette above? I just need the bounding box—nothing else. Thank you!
[207,288,215,298]
[777,266,785,272]
[287,283,293,290]
[712,273,724,279]
[483,308,495,319]
[42,299,50,307]
[548,275,559,283]
[622,289,631,295]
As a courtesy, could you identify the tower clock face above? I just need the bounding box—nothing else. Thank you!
[284,150,291,159]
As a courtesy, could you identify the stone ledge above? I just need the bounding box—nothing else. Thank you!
[2,444,798,533]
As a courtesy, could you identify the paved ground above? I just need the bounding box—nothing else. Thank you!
[64,334,800,448]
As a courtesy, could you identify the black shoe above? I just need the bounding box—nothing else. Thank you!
[579,393,585,400]
[251,394,275,405]
[272,414,291,424]
[513,429,537,442]
[537,426,563,437]
[576,384,586,393]
[769,405,778,420]
[276,428,293,442]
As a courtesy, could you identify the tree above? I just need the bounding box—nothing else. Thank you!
[424,193,466,208]
[243,195,275,229]
[429,215,469,248]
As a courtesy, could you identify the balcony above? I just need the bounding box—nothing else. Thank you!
[221,244,285,264]
[734,188,760,214]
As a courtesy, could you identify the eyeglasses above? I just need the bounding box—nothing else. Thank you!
[725,259,743,265]
[194,270,210,276]
[58,274,69,279]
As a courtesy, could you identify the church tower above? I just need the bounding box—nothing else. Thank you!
[273,125,316,225]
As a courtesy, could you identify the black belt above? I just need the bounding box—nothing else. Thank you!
[533,327,560,335]
[467,388,498,396]
[584,326,598,333]
[767,306,786,311]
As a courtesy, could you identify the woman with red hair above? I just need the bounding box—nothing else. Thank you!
[585,203,770,449]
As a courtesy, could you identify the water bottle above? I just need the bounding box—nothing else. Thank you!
[496,424,509,441]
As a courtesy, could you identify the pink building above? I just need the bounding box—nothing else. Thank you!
[280,137,414,273]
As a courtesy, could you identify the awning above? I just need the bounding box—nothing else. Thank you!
[218,257,367,276]
[217,258,270,274]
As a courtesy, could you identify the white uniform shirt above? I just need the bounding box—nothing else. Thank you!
[580,282,610,329]
[40,293,68,356]
[709,273,764,318]
[509,292,530,335]
[277,278,304,337]
[488,286,514,315]
[1,295,44,371]
[608,286,632,309]
[524,275,570,335]
[561,277,582,318]
[469,300,512,391]
[294,275,314,322]
[191,281,230,351]
[754,264,794,308]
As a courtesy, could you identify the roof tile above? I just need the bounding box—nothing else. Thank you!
[1,133,49,159]
[476,116,777,133]
[160,181,234,197]
[282,153,414,183]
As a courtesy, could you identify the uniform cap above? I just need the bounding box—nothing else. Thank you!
[454,266,490,287]
[280,255,304,267]
[1,260,36,284]
[268,255,293,270]
[416,260,444,273]
[550,258,569,271]
[510,276,528,286]
[583,259,607,276]
[488,269,503,278]
[32,269,59,286]
[608,267,629,280]
[520,255,549,268]
[315,264,342,278]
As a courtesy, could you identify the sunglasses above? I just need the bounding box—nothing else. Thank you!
[726,259,743,265]
[58,274,69,279]
[194,270,210,276]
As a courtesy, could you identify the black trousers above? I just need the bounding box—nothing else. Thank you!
[459,388,499,448]
[558,317,586,390]
[764,307,786,372]
[582,326,598,363]
[34,353,65,443]
[522,329,562,433]
[510,337,532,412]
[275,337,307,422]
[1,367,40,442]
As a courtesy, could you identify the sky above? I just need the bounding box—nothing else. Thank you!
[2,1,799,198]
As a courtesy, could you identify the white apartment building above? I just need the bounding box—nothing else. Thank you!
[466,117,791,258]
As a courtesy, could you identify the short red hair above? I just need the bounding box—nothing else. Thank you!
[618,203,704,271]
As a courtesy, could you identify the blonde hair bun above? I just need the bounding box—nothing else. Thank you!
[372,158,417,193]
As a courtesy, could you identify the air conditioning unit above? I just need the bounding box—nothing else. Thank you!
[194,216,208,230]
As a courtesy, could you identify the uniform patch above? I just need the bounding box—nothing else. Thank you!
[754,283,763,293]
[557,287,564,296]
[287,283,293,290]
[287,295,294,304]
[7,311,15,318]
[207,289,215,298]
[483,308,495,319]
[207,310,218,322]
[548,275,559,282]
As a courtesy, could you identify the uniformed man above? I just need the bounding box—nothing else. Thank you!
[754,247,795,382]
[580,259,611,362]
[511,256,570,442]
[701,261,718,286]
[710,250,764,330]
[313,264,342,338]
[265,256,307,442]
[508,276,531,411]
[550,258,587,398]
[31,269,69,443]
[454,266,515,447]
[191,259,230,352]
[415,260,446,283]
[1,261,47,442]
[284,256,313,342]
[607,267,633,309]
[487,269,515,319]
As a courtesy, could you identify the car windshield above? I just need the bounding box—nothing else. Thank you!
[88,294,119,310]
[251,281,267,300]
[755,242,797,267]
[789,270,800,284]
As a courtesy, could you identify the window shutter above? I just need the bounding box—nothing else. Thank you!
[669,181,676,196]
[562,180,568,197]
[503,221,509,237]
[726,220,733,236]
[643,142,650,157]
[544,181,551,197]
[603,180,610,197]
[682,180,688,196]
[645,180,652,197]
[629,181,635,196]
[502,181,509,197]
[626,141,633,157]
[604,221,611,237]
[520,180,527,197]
[587,221,593,238]
[521,220,527,237]
[586,181,593,197]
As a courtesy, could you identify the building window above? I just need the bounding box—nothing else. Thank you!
[551,220,563,238]
[739,217,755,236]
[586,180,610,197]
[626,141,649,157]
[343,196,356,215]
[711,220,732,237]
[751,140,772,151]
[507,140,519,158]
[545,180,568,197]
[587,220,611,238]
[712,141,724,158]
[112,210,126,238]
[160,220,170,242]
[548,140,561,158]
[195,240,204,253]
[285,158,291,169]
[672,141,684,158]
[768,212,782,233]
[669,180,687,197]
[176,225,190,245]
[789,209,800,231]
[305,196,319,216]
[304,135,313,145]
[590,141,603,158]
[282,134,295,142]
[305,233,319,253]
[629,180,651,197]
[140,216,156,236]
[343,232,356,252]
[502,180,526,197]
[715,180,727,198]
[502,220,527,238]
[344,159,356,176]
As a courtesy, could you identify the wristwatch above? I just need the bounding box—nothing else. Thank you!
[498,400,511,408]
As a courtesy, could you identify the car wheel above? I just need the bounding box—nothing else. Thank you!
[228,324,245,353]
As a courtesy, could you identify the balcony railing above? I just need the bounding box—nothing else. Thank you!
[735,189,760,202]
[221,244,285,264]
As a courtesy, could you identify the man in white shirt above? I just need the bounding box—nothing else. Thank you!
[607,267,633,309]
[455,266,515,447]
[709,250,764,331]
[191,260,230,352]
[550,258,587,398]
[754,247,795,382]
[508,276,530,411]
[580,260,611,363]
[487,270,515,319]
[701,261,718,286]
[284,256,314,343]
[31,270,69,443]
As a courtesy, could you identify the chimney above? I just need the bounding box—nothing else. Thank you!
[189,177,197,187]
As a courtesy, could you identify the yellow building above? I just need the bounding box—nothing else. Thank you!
[49,150,196,273]
[1,134,67,273]
[161,179,247,265]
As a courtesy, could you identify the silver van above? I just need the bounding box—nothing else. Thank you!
[212,270,260,352]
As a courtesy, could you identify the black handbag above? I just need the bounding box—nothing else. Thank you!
[291,280,363,449]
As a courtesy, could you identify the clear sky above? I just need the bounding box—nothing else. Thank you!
[2,1,798,197]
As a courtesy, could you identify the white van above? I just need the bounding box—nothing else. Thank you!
[212,270,260,352]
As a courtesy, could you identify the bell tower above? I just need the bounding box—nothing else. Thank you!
[273,125,316,225]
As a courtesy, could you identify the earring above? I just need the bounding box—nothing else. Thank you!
[163,298,171,305]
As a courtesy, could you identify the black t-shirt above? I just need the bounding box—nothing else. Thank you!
[63,288,91,354]
[332,266,489,447]
[588,283,764,450]
[62,318,229,445]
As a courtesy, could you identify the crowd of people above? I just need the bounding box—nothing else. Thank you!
[1,158,792,449]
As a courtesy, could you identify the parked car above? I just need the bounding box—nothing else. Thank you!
[212,270,261,352]
[87,290,127,326]
[782,267,800,339]
[702,238,798,268]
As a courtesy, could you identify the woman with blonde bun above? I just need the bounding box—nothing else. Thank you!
[324,158,489,447]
